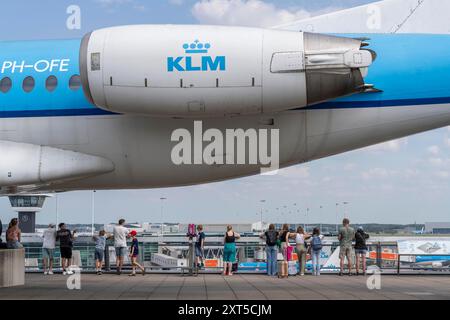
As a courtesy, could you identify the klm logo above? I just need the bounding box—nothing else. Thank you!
[168,40,226,72]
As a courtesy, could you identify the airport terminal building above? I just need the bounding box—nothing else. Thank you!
[425,222,450,235]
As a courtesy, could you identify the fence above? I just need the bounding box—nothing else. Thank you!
[21,240,450,274]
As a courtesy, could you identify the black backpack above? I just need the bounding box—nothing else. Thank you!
[266,230,278,246]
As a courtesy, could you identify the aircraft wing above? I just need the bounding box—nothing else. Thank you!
[274,0,450,34]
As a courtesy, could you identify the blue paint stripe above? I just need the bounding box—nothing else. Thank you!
[0,108,117,118]
[304,97,450,110]
[1,97,450,119]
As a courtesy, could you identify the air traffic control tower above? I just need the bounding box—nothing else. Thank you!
[8,195,50,233]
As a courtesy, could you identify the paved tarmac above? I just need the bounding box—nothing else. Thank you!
[0,273,449,300]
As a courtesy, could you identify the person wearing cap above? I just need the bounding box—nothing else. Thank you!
[129,230,145,276]
[42,224,57,275]
[355,226,370,276]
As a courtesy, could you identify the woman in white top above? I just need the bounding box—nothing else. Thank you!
[294,226,311,276]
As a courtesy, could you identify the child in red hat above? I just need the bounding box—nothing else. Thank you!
[129,230,145,276]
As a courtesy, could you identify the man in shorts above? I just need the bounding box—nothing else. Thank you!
[338,218,355,276]
[195,225,206,269]
[56,223,77,275]
[113,219,129,275]
[42,224,56,275]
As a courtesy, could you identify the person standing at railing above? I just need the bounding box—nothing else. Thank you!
[93,230,110,275]
[113,219,130,275]
[310,228,324,276]
[6,218,22,249]
[279,224,291,262]
[223,225,240,276]
[195,225,206,270]
[56,223,77,275]
[129,230,145,276]
[42,224,56,275]
[355,226,370,276]
[338,218,355,276]
[260,224,279,276]
[294,226,311,276]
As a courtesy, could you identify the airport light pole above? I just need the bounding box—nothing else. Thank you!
[160,197,167,238]
[343,202,350,219]
[306,207,310,232]
[55,193,59,227]
[91,190,96,236]
[260,200,266,232]
[319,205,323,232]
[335,203,339,233]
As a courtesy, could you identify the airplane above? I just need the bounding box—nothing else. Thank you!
[1,0,450,197]
[412,256,450,269]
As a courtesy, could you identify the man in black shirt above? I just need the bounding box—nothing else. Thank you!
[355,226,370,276]
[195,225,205,269]
[56,223,76,275]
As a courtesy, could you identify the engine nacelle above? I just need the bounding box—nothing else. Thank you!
[80,25,374,118]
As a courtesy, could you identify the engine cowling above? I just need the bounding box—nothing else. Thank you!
[80,25,374,118]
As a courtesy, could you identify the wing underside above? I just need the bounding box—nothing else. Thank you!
[274,0,450,34]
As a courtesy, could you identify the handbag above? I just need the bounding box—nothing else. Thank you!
[286,246,294,261]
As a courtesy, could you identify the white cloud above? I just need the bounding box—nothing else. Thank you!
[191,0,311,27]
[427,145,440,156]
[446,137,450,148]
[365,137,408,153]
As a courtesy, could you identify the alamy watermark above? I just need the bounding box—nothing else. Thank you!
[66,267,82,290]
[366,4,382,31]
[171,121,280,175]
[66,5,81,30]
[366,266,382,290]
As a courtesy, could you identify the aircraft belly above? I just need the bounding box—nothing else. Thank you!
[306,104,450,161]
[1,103,449,191]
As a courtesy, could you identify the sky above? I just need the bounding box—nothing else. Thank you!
[0,0,449,226]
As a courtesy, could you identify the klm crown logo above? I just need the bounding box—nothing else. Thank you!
[168,40,226,73]
[183,40,211,54]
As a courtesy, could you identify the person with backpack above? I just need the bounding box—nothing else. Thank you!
[355,226,370,276]
[260,224,279,276]
[310,227,323,276]
[294,226,311,276]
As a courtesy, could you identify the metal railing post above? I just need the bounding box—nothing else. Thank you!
[376,242,382,269]
[105,243,111,272]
